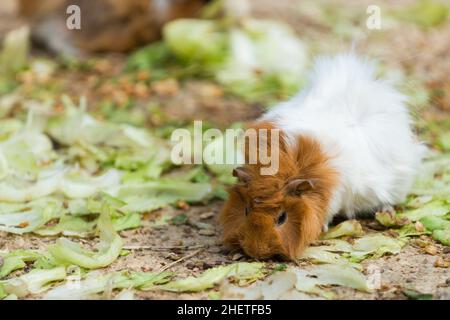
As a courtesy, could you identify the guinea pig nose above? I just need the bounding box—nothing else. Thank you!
[241,243,273,260]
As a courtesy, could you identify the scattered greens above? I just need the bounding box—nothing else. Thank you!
[349,234,406,261]
[157,262,266,292]
[0,202,60,234]
[0,250,44,279]
[403,289,433,300]
[321,220,364,239]
[0,26,29,76]
[44,270,173,300]
[401,200,450,221]
[375,210,410,228]
[129,17,309,103]
[48,208,123,269]
[222,264,370,300]
[1,267,66,298]
[303,233,406,265]
[220,270,298,300]
[294,264,370,297]
[164,19,228,66]
[393,0,449,28]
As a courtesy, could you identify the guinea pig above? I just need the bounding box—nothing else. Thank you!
[219,53,425,260]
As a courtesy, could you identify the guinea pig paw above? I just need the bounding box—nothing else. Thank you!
[321,224,329,233]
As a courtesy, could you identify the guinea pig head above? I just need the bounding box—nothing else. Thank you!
[219,135,338,260]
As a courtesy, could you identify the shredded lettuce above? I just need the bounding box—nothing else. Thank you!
[393,0,449,28]
[60,169,122,199]
[304,233,406,265]
[321,220,364,239]
[110,180,213,213]
[401,200,450,221]
[157,262,266,292]
[162,18,308,102]
[420,215,450,231]
[0,284,6,299]
[420,216,450,245]
[1,267,66,297]
[376,211,410,228]
[48,208,123,269]
[44,270,173,300]
[411,154,450,197]
[0,170,62,202]
[0,26,30,75]
[0,130,55,179]
[223,263,371,300]
[112,213,141,231]
[217,21,307,102]
[349,234,406,261]
[34,215,96,237]
[163,19,227,66]
[432,229,450,245]
[0,250,44,279]
[293,264,370,296]
[221,270,298,300]
[0,202,60,234]
[301,246,361,270]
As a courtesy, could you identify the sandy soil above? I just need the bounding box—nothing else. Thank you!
[1,202,449,300]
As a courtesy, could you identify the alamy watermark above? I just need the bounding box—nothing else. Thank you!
[64,4,382,31]
[366,264,382,290]
[366,5,382,30]
[170,121,280,176]
[66,5,81,30]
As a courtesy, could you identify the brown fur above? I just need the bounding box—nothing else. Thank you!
[19,0,207,53]
[219,121,338,260]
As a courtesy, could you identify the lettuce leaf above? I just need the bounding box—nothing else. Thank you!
[48,208,123,269]
[401,200,450,221]
[375,211,410,228]
[163,19,227,66]
[60,169,121,199]
[156,262,266,292]
[432,229,450,245]
[216,20,307,102]
[393,0,449,28]
[0,267,66,297]
[420,216,450,245]
[321,220,364,239]
[301,246,361,270]
[34,215,96,237]
[110,179,213,213]
[349,234,406,261]
[0,250,44,279]
[0,202,60,234]
[293,264,370,297]
[44,270,173,300]
[0,26,30,75]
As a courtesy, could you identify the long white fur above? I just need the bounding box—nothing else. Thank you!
[262,53,425,225]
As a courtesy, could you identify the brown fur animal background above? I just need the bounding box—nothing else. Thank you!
[18,0,209,55]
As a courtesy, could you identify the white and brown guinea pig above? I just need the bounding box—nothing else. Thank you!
[219,53,425,260]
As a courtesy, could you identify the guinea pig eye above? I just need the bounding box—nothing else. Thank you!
[245,205,249,216]
[276,211,287,226]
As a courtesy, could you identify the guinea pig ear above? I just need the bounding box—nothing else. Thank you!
[232,167,251,184]
[285,178,316,196]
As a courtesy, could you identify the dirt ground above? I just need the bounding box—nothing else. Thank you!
[2,202,449,300]
[0,0,449,300]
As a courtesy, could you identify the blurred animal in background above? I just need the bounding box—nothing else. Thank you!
[18,0,210,55]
